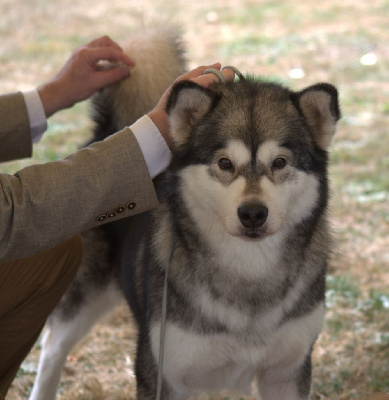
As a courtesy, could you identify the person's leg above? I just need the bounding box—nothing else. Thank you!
[0,235,82,398]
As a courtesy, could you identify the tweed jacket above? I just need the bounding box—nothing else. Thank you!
[0,92,159,261]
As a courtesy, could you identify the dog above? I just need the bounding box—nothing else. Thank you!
[29,28,340,400]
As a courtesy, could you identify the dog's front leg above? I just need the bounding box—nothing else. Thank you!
[135,329,180,400]
[256,355,312,400]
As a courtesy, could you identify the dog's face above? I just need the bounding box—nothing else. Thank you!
[166,79,340,241]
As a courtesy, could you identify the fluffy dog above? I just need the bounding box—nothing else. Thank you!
[29,28,340,400]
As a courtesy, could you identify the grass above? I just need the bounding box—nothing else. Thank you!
[2,0,389,399]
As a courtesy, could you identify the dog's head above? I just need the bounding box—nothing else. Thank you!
[166,78,340,241]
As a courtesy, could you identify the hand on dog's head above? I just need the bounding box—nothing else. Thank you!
[147,64,235,150]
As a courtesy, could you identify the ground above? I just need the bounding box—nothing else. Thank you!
[1,0,388,399]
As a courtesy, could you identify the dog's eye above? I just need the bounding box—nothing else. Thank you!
[272,157,287,169]
[218,158,234,171]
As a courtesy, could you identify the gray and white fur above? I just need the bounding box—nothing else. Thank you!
[29,28,340,400]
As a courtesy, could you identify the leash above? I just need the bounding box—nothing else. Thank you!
[155,66,243,400]
[156,238,174,400]
[203,65,245,82]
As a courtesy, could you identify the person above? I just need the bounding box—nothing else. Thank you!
[0,35,234,398]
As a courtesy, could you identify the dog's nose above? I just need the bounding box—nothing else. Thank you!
[238,202,268,228]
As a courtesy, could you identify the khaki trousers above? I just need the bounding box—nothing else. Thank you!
[0,235,82,398]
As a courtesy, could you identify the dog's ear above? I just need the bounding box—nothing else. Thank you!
[297,83,341,150]
[166,80,220,146]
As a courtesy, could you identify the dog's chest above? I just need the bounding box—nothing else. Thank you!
[150,304,324,396]
[150,322,262,395]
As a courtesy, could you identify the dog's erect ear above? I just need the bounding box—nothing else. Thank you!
[166,80,220,146]
[297,83,341,150]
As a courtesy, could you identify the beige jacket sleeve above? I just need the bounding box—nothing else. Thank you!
[0,110,159,261]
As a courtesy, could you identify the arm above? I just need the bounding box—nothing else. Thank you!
[38,35,134,118]
[0,36,134,163]
[0,126,158,261]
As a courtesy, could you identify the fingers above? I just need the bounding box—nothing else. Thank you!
[83,46,135,68]
[93,66,132,88]
[174,63,235,89]
[159,62,236,107]
[78,36,135,69]
[87,35,122,51]
[194,67,235,88]
[148,63,239,147]
[176,63,222,83]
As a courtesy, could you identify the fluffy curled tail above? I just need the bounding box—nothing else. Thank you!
[90,27,186,144]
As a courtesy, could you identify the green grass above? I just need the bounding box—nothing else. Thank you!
[326,275,361,305]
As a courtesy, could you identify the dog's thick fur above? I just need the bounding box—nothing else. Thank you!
[29,29,340,400]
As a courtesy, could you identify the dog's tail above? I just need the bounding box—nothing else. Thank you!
[90,27,186,144]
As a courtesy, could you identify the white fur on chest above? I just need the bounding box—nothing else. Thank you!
[150,303,324,397]
[193,259,318,334]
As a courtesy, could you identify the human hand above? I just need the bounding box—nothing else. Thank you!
[148,63,235,150]
[38,36,134,117]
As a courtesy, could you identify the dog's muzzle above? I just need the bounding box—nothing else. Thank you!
[238,201,268,229]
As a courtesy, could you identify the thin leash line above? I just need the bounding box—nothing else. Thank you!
[156,238,174,400]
